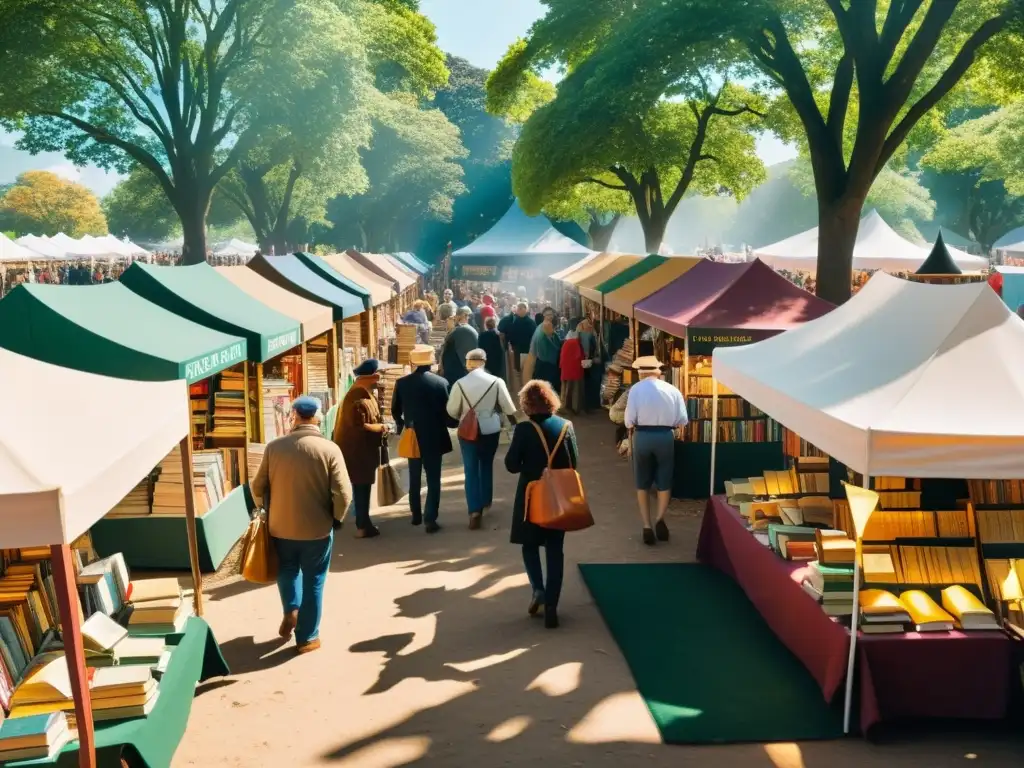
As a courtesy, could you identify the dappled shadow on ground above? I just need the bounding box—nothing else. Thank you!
[177,413,1024,768]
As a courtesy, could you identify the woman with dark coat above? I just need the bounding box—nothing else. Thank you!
[504,379,578,629]
[477,316,505,380]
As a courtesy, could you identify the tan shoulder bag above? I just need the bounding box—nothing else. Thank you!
[525,421,594,532]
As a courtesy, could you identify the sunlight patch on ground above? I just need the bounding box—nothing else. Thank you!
[329,736,431,768]
[440,472,467,486]
[486,715,533,743]
[566,691,661,744]
[763,743,806,768]
[526,662,582,697]
[445,647,530,673]
[473,572,530,599]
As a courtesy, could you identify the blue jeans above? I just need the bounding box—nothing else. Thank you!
[460,433,500,514]
[522,532,565,608]
[275,531,333,645]
[409,453,443,524]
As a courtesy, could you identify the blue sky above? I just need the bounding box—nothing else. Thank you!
[1,1,793,196]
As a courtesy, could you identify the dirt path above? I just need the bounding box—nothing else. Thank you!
[174,414,1024,767]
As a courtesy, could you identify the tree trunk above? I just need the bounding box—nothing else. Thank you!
[642,211,668,255]
[815,196,864,304]
[588,213,620,251]
[178,190,211,265]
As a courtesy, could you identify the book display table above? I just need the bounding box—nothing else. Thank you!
[11,617,229,767]
[91,487,251,573]
[697,496,1014,734]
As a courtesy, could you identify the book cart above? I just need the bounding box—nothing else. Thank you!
[0,347,227,768]
[632,258,834,498]
[0,283,251,575]
[704,273,1024,733]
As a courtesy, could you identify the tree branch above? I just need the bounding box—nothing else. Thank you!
[879,0,926,69]
[582,176,629,191]
[877,12,1012,173]
[827,53,854,146]
[885,0,958,110]
[709,104,764,118]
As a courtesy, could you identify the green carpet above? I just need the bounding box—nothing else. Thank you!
[579,563,844,744]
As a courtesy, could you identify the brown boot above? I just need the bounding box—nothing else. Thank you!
[296,638,321,654]
[279,610,298,639]
[469,513,482,530]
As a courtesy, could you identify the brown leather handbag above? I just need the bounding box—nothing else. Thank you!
[525,421,594,532]
[456,381,495,442]
[240,510,278,584]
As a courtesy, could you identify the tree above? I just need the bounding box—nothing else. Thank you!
[0,170,107,236]
[103,165,244,242]
[0,0,350,264]
[486,2,767,253]
[921,102,1024,251]
[323,96,467,252]
[554,1,1024,300]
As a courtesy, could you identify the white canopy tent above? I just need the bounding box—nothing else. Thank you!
[755,210,988,274]
[0,348,189,547]
[711,273,1024,479]
[49,232,123,258]
[213,238,258,258]
[16,234,67,259]
[0,233,41,262]
[452,200,595,262]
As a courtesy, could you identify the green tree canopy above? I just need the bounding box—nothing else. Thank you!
[0,0,365,264]
[0,170,107,236]
[486,1,766,254]
[549,1,1024,299]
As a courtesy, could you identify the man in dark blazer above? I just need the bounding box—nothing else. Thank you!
[392,345,456,533]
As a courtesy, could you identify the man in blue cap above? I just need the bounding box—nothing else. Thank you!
[251,395,352,654]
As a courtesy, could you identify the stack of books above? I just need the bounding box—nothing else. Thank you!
[378,365,403,414]
[8,654,159,721]
[815,530,856,565]
[601,337,633,406]
[209,370,247,440]
[150,448,227,517]
[940,584,999,630]
[859,589,912,633]
[247,442,266,480]
[80,613,166,667]
[78,554,129,618]
[0,712,72,762]
[767,524,818,561]
[396,323,417,366]
[801,561,855,617]
[261,377,293,441]
[189,381,210,450]
[127,578,191,636]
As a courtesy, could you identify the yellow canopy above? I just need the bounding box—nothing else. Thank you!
[559,252,626,286]
[577,255,645,302]
[604,257,703,318]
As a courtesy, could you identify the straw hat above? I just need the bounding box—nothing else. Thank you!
[632,355,664,371]
[410,344,435,367]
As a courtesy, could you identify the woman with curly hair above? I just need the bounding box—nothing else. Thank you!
[504,379,578,629]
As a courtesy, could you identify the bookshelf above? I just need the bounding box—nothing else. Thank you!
[682,356,782,445]
[967,479,1024,632]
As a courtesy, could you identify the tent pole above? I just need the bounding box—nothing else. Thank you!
[241,364,251,483]
[300,341,309,392]
[179,428,205,618]
[327,326,339,402]
[843,509,865,734]
[683,334,690,397]
[253,362,265,445]
[709,383,718,497]
[50,543,96,768]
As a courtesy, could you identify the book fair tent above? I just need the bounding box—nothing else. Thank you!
[392,251,431,275]
[550,251,610,282]
[634,258,834,342]
[346,249,415,293]
[216,265,334,339]
[570,254,644,294]
[451,199,595,275]
[599,255,704,318]
[0,232,39,261]
[0,348,201,767]
[319,251,397,307]
[120,262,301,363]
[0,282,246,383]
[712,273,1024,478]
[213,238,258,258]
[247,253,364,321]
[0,282,251,574]
[755,210,988,274]
[16,234,68,259]
[295,252,373,310]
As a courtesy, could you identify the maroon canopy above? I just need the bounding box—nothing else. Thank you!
[633,258,834,337]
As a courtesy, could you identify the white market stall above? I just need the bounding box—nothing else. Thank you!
[213,238,258,258]
[0,348,202,767]
[755,210,988,275]
[0,233,40,262]
[709,273,1024,479]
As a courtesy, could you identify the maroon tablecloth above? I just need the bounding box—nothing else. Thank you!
[697,496,1013,733]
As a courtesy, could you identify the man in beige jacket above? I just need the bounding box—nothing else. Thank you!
[251,396,352,654]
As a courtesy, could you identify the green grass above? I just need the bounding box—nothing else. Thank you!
[579,562,844,744]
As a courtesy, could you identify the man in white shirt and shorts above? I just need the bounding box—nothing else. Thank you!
[625,356,688,545]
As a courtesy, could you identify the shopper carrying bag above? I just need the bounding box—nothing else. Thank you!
[241,509,278,584]
[525,421,593,532]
